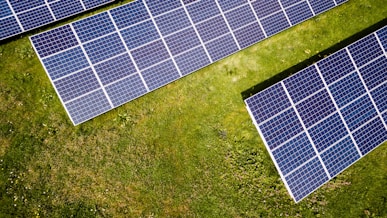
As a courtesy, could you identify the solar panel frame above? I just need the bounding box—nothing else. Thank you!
[0,0,114,41]
[30,0,348,125]
[245,26,387,202]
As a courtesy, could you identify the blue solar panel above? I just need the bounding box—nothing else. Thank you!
[329,72,367,108]
[131,40,170,70]
[110,1,149,29]
[260,108,304,150]
[174,46,211,76]
[320,136,360,177]
[141,60,180,91]
[18,6,54,31]
[284,65,324,103]
[285,1,314,25]
[0,0,12,17]
[186,0,220,23]
[0,16,22,39]
[30,25,78,58]
[353,118,387,155]
[31,0,347,125]
[0,0,113,40]
[245,26,387,202]
[72,12,116,43]
[251,0,282,18]
[234,22,265,49]
[54,68,100,102]
[105,74,148,107]
[205,34,239,61]
[94,54,137,85]
[348,34,384,67]
[224,5,256,30]
[377,27,387,51]
[341,95,378,131]
[285,157,329,202]
[83,33,126,64]
[42,47,89,80]
[296,90,336,128]
[120,20,159,50]
[65,89,111,125]
[309,0,335,14]
[196,15,230,42]
[359,56,387,90]
[260,11,290,36]
[164,27,201,55]
[371,83,387,113]
[309,113,349,152]
[50,0,84,20]
[318,49,356,85]
[155,8,191,36]
[273,133,316,175]
[245,83,292,124]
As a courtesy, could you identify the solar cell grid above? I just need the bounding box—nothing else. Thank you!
[31,0,348,125]
[0,0,113,40]
[245,26,387,202]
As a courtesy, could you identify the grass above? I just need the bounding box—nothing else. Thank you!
[0,0,386,217]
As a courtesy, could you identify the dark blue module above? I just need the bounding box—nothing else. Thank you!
[30,0,347,125]
[245,25,387,202]
[0,0,113,40]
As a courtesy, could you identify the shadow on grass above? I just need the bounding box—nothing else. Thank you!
[241,17,387,100]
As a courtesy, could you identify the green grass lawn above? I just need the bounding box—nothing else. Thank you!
[0,0,386,217]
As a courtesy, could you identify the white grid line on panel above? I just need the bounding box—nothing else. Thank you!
[281,82,332,179]
[0,14,13,21]
[143,0,183,77]
[153,5,183,19]
[107,11,150,92]
[53,66,92,82]
[272,109,337,152]
[69,24,114,108]
[315,63,363,157]
[333,0,338,6]
[319,134,351,155]
[244,104,296,201]
[44,1,56,21]
[28,35,76,125]
[12,4,45,15]
[179,0,213,62]
[215,0,241,50]
[305,0,316,16]
[4,0,24,32]
[375,32,387,55]
[277,0,292,26]
[63,87,102,104]
[352,114,383,134]
[78,0,88,12]
[346,47,387,130]
[247,0,268,38]
[282,152,317,178]
[195,13,222,26]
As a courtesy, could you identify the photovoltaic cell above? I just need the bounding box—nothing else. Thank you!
[245,26,387,202]
[1,0,113,40]
[31,0,348,125]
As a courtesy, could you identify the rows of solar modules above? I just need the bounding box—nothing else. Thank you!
[30,0,347,125]
[245,25,387,202]
[0,0,114,40]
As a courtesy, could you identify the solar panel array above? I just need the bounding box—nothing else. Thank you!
[30,0,347,125]
[245,25,387,202]
[0,0,114,40]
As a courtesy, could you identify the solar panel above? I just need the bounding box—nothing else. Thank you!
[245,25,387,202]
[30,0,347,125]
[0,0,114,41]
